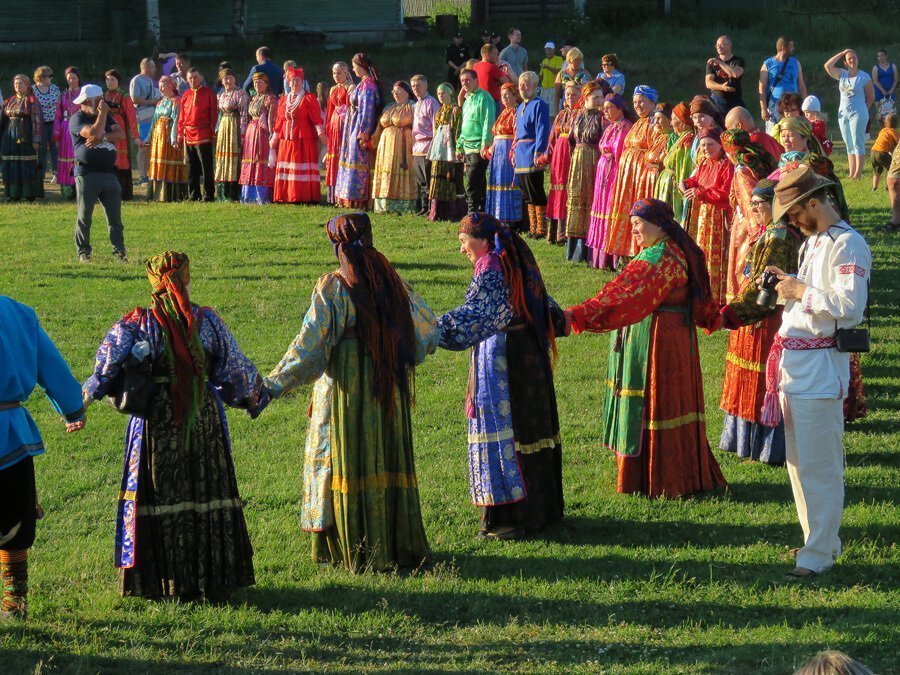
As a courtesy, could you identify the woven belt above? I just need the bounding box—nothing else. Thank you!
[0,401,22,411]
[780,335,837,350]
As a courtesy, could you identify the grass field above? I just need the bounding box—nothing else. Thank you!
[0,150,897,673]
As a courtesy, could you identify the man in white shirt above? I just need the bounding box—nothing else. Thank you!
[410,75,440,216]
[765,166,871,579]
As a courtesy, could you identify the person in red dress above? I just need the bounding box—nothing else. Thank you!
[178,68,217,201]
[270,67,325,204]
[324,62,352,204]
[102,70,139,200]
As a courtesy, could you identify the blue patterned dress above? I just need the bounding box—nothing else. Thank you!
[485,107,522,224]
[83,305,268,599]
[335,77,381,206]
[438,253,564,534]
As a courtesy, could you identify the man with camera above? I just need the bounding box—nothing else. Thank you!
[763,166,870,579]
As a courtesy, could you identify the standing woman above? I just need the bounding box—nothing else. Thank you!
[871,49,897,123]
[642,102,674,201]
[31,66,60,182]
[265,213,437,572]
[718,180,802,464]
[680,128,735,305]
[239,72,278,204]
[485,83,522,227]
[543,81,578,244]
[271,67,325,205]
[427,82,465,221]
[565,199,727,498]
[564,82,605,262]
[214,68,249,201]
[82,252,270,601]
[371,80,416,214]
[602,85,657,261]
[688,95,722,164]
[53,67,81,199]
[721,129,777,303]
[324,62,353,204]
[554,47,591,114]
[587,93,633,270]
[1,75,44,202]
[336,54,383,209]
[654,102,694,221]
[103,70,140,201]
[438,213,565,539]
[147,75,188,202]
[825,49,875,180]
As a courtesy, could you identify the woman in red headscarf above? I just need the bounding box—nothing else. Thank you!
[565,198,727,498]
[654,101,694,220]
[271,66,325,204]
[265,213,437,572]
[82,252,270,601]
[680,127,735,304]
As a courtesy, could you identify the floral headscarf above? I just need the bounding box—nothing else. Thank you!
[721,128,777,179]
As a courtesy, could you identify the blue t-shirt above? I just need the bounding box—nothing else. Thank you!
[243,60,285,96]
[69,111,117,176]
[764,56,800,102]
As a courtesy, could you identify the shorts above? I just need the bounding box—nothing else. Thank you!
[872,150,893,175]
[889,143,900,179]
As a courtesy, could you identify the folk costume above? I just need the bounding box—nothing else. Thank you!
[213,80,249,201]
[568,199,727,498]
[427,84,465,221]
[325,78,353,204]
[587,94,633,269]
[272,70,324,205]
[239,77,278,204]
[147,94,188,202]
[564,85,605,262]
[372,91,416,214]
[514,93,551,238]
[83,252,269,600]
[718,180,801,465]
[544,101,575,244]
[336,56,382,208]
[438,213,565,539]
[103,86,140,200]
[266,214,437,572]
[53,84,80,198]
[1,296,84,621]
[653,102,694,221]
[1,92,44,201]
[178,84,218,201]
[412,91,440,213]
[485,84,522,226]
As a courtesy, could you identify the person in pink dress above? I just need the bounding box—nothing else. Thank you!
[53,67,81,199]
[239,72,278,204]
[587,93,634,269]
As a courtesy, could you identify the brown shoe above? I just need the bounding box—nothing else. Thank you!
[786,566,818,581]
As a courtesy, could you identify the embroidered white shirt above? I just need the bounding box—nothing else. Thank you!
[779,221,871,398]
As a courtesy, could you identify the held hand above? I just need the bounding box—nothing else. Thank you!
[775,274,806,301]
[481,147,492,160]
[456,151,465,161]
[562,310,574,337]
[66,418,86,433]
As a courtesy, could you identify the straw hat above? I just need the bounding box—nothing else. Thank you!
[773,165,835,222]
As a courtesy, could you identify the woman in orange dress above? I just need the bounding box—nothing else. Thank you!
[147,76,188,202]
[601,85,657,261]
[324,62,353,204]
[679,128,734,305]
[565,198,727,498]
[103,70,140,200]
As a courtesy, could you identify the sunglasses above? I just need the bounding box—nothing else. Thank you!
[749,200,769,209]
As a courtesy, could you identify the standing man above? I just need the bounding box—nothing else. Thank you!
[242,46,284,96]
[539,42,563,116]
[499,28,528,79]
[473,44,511,110]
[178,68,217,202]
[129,58,160,185]
[514,71,550,237]
[172,53,192,95]
[725,106,784,163]
[68,84,127,263]
[411,75,440,216]
[446,32,470,84]
[456,69,495,213]
[759,36,807,132]
[766,166,870,579]
[886,142,900,231]
[706,35,745,113]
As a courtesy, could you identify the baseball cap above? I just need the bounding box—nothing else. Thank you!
[801,95,821,112]
[73,83,103,104]
[544,41,556,49]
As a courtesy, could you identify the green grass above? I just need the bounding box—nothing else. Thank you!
[0,155,897,673]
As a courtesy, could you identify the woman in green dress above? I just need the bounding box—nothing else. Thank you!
[265,213,437,572]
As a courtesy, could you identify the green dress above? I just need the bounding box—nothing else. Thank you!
[654,130,694,222]
[266,272,437,572]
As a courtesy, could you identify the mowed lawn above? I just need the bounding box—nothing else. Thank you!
[0,165,898,673]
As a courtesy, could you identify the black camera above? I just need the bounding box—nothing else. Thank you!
[756,271,780,308]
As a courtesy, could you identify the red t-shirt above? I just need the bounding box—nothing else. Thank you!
[472,61,505,102]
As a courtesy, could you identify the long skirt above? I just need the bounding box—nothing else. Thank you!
[1,119,44,201]
[565,145,599,262]
[545,134,570,221]
[372,126,416,214]
[147,118,188,202]
[309,339,430,572]
[274,138,320,204]
[325,109,346,204]
[844,353,868,423]
[608,307,727,498]
[117,387,254,599]
[110,122,134,201]
[214,112,242,201]
[428,160,466,221]
[603,148,648,257]
[685,200,729,305]
[654,168,684,225]
[56,118,76,198]
[718,311,786,464]
[485,137,522,223]
[587,151,620,269]
[239,118,274,205]
[336,121,373,208]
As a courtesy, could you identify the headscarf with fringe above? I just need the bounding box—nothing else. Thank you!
[326,213,416,417]
[458,212,557,360]
[721,128,778,180]
[146,251,206,435]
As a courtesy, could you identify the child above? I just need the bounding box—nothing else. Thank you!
[802,95,833,156]
[871,113,899,191]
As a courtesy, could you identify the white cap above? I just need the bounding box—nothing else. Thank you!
[73,84,104,104]
[544,41,556,49]
[801,95,821,112]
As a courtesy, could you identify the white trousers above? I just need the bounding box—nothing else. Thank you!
[781,394,845,572]
[539,87,556,117]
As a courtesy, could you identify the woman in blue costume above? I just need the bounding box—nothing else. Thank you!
[0,295,85,621]
[83,252,269,601]
[438,213,566,540]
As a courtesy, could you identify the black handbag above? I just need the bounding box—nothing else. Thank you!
[107,342,157,417]
[835,280,871,353]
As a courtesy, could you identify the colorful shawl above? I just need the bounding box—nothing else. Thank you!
[721,128,778,180]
